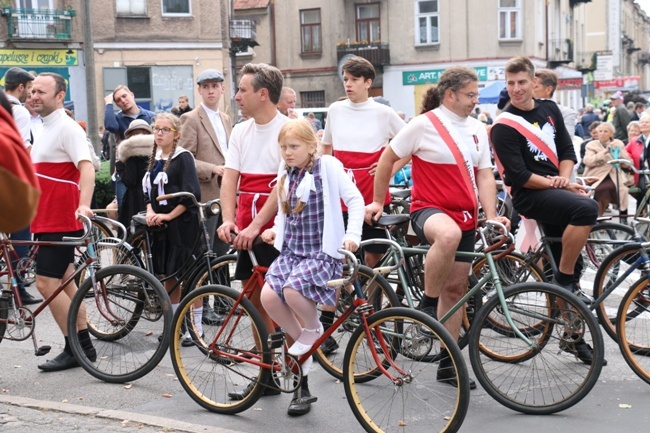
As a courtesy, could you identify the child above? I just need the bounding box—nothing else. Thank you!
[143,112,202,334]
[260,119,364,416]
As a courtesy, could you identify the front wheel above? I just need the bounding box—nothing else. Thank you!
[616,277,650,384]
[170,284,271,415]
[469,282,604,415]
[343,307,470,433]
[68,265,172,383]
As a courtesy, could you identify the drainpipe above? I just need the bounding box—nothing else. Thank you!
[270,0,277,66]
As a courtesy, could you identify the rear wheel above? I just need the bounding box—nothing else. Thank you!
[616,277,650,384]
[314,266,400,381]
[68,265,171,383]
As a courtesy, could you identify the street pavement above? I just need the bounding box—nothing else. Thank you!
[1,280,650,433]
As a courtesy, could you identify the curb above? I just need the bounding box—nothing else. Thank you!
[0,395,243,433]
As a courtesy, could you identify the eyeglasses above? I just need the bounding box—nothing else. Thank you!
[456,91,480,101]
[153,127,177,135]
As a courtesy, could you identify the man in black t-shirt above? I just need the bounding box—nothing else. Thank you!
[490,57,598,301]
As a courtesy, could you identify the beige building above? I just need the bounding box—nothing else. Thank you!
[236,0,650,117]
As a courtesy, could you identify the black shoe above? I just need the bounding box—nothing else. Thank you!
[560,338,607,366]
[416,304,438,320]
[287,381,317,416]
[181,334,204,347]
[436,363,476,389]
[19,291,42,305]
[227,376,281,401]
[202,306,225,326]
[320,336,339,355]
[38,351,80,372]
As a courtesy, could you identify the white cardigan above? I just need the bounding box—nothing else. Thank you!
[271,155,364,259]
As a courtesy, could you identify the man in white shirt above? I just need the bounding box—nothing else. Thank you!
[179,69,233,329]
[277,86,298,118]
[3,67,34,149]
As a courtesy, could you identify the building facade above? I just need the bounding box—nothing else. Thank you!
[237,0,650,118]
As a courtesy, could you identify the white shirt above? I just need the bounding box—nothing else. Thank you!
[30,113,43,144]
[6,93,31,148]
[201,103,229,155]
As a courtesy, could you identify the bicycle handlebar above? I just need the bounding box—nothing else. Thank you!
[157,191,221,218]
[607,159,649,174]
[480,219,515,252]
[62,214,93,242]
[326,248,360,287]
[94,216,127,248]
[360,238,405,275]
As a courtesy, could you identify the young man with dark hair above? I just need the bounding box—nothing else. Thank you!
[321,56,405,355]
[490,56,602,364]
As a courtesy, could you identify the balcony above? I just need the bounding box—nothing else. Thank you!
[576,51,596,73]
[569,0,592,7]
[547,38,573,68]
[230,19,258,55]
[336,42,390,68]
[639,51,650,65]
[2,8,74,41]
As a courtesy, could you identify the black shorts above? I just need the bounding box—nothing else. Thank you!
[343,206,390,254]
[234,242,280,280]
[512,188,598,227]
[35,230,84,279]
[411,208,475,263]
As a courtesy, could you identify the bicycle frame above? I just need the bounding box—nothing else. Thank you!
[370,222,536,348]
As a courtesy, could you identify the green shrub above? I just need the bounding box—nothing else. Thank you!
[93,160,114,209]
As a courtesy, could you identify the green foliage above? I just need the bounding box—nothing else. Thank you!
[93,160,114,209]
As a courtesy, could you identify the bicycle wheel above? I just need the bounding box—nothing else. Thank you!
[170,284,271,414]
[183,254,239,297]
[313,265,399,381]
[68,264,172,383]
[344,307,469,433]
[469,282,604,414]
[583,222,634,271]
[593,242,644,342]
[473,253,547,338]
[616,277,650,384]
[0,292,8,344]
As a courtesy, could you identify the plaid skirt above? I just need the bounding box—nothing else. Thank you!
[266,252,342,306]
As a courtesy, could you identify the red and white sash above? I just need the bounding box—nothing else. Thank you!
[491,112,560,252]
[425,108,478,223]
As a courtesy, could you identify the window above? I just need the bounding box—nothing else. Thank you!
[300,91,325,109]
[498,0,521,40]
[116,0,147,16]
[415,0,439,45]
[162,0,190,15]
[300,9,322,54]
[356,3,380,42]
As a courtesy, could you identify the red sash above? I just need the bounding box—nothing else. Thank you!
[425,111,478,223]
[492,117,559,168]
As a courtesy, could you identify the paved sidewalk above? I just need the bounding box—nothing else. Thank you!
[0,396,241,433]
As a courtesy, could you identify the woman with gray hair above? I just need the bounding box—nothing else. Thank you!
[583,122,633,215]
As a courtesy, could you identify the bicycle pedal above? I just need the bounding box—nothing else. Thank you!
[268,331,286,349]
[35,345,51,356]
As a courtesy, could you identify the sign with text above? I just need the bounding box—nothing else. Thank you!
[0,49,78,67]
[594,54,613,81]
[403,66,488,85]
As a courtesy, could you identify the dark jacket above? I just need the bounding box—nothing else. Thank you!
[117,134,154,226]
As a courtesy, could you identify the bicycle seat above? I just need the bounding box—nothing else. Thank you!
[375,213,411,227]
[131,213,167,231]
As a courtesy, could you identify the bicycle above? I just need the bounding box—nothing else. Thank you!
[170,245,471,433]
[0,215,171,384]
[366,220,604,414]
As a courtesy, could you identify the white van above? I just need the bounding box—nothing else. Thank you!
[292,107,328,129]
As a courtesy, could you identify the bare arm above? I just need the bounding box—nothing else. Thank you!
[217,168,240,242]
[76,160,95,218]
[365,146,401,223]
[234,187,278,250]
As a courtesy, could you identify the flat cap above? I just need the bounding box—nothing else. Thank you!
[4,67,34,86]
[610,91,623,100]
[197,69,224,84]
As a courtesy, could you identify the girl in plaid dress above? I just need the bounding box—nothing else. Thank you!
[260,119,364,415]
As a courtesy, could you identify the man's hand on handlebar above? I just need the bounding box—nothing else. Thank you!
[76,204,94,219]
[217,221,238,244]
[234,225,261,250]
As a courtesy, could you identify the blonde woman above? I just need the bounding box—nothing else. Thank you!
[583,122,633,215]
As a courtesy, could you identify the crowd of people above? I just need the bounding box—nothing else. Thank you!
[2,55,646,418]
